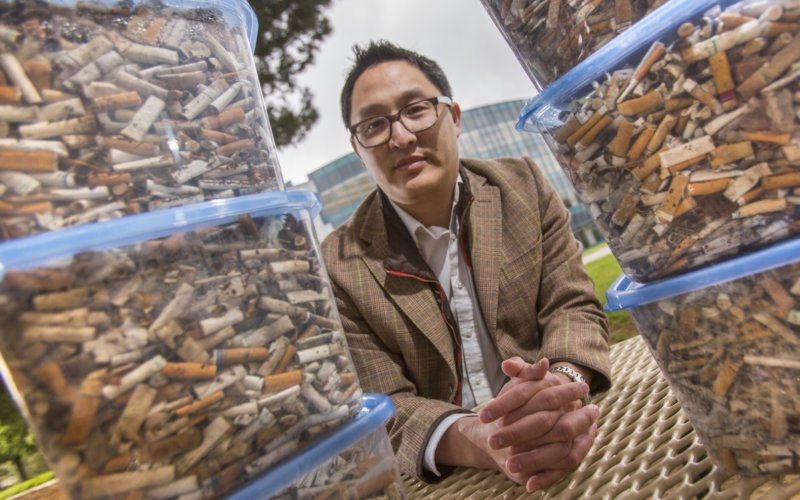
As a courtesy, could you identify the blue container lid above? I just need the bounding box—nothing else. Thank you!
[515,0,739,133]
[605,237,800,311]
[0,190,321,277]
[44,0,259,51]
[227,393,396,500]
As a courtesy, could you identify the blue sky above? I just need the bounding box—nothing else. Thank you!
[275,0,538,185]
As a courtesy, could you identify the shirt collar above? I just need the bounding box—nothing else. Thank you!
[388,174,462,247]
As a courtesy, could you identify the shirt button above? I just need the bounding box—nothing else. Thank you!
[451,235,457,242]
[456,281,464,289]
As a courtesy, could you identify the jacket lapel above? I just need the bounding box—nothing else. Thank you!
[356,195,458,380]
[463,169,502,338]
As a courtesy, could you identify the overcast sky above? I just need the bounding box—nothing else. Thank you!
[274,0,539,185]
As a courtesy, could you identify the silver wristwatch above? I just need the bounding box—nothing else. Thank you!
[549,365,592,407]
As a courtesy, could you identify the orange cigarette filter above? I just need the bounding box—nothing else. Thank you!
[0,150,58,172]
[627,127,656,161]
[761,172,800,190]
[264,370,302,394]
[174,390,224,417]
[215,347,270,366]
[687,178,731,196]
[566,111,604,147]
[161,362,217,380]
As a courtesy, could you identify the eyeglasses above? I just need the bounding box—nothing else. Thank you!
[349,96,453,148]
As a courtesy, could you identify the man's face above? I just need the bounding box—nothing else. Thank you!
[349,61,461,207]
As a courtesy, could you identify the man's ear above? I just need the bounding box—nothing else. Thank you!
[451,102,462,137]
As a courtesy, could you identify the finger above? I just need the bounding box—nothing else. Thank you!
[488,409,561,449]
[502,357,549,381]
[504,441,572,476]
[508,405,599,454]
[527,469,569,493]
[548,423,598,470]
[502,381,589,427]
[480,379,548,423]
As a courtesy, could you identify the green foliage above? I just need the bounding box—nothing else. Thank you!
[584,251,639,345]
[0,471,54,500]
[0,385,36,463]
[249,0,333,148]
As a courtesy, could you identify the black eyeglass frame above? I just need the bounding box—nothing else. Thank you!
[348,95,453,148]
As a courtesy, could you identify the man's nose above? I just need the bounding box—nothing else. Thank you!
[388,119,416,149]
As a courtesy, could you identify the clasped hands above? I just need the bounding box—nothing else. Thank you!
[473,357,599,492]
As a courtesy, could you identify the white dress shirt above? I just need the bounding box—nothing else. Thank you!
[388,176,504,475]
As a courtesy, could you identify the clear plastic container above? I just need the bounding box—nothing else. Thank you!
[480,0,676,89]
[517,0,800,282]
[230,394,405,500]
[606,237,800,476]
[0,190,363,499]
[0,0,282,241]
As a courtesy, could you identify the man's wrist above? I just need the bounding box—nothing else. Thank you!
[549,362,593,407]
[550,361,593,386]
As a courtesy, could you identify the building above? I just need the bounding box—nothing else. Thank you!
[306,99,601,246]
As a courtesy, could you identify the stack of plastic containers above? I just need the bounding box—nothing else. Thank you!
[512,0,800,477]
[0,0,404,498]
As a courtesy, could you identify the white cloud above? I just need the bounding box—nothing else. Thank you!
[274,0,538,185]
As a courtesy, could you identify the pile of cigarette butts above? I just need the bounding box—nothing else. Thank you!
[634,265,800,475]
[0,0,280,242]
[484,0,669,86]
[0,212,363,499]
[274,432,404,500]
[547,0,800,282]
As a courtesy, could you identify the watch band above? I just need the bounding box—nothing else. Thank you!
[549,365,592,407]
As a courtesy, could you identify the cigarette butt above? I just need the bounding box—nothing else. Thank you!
[264,370,302,393]
[100,137,160,156]
[354,468,398,498]
[0,86,21,104]
[88,172,132,188]
[174,390,224,417]
[645,114,677,156]
[617,90,663,117]
[615,0,633,24]
[0,201,52,216]
[687,178,731,195]
[91,91,142,111]
[22,58,51,92]
[761,172,800,190]
[161,362,217,380]
[3,268,73,291]
[566,111,605,147]
[339,372,357,386]
[710,141,753,168]
[201,128,237,144]
[214,347,270,366]
[656,175,689,223]
[202,107,245,130]
[739,186,765,205]
[553,115,581,145]
[63,378,103,445]
[713,359,741,397]
[148,428,204,462]
[578,115,612,148]
[735,198,788,218]
[673,196,697,218]
[627,127,656,161]
[631,147,665,180]
[216,138,255,156]
[0,150,58,172]
[741,130,790,144]
[664,98,693,112]
[667,154,706,177]
[34,361,76,405]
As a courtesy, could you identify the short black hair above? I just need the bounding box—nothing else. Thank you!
[340,40,453,128]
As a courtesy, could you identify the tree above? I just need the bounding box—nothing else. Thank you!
[249,0,334,148]
[0,384,37,481]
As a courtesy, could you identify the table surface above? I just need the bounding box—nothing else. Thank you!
[402,336,800,499]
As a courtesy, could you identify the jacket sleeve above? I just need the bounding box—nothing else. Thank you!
[324,250,471,482]
[525,157,612,393]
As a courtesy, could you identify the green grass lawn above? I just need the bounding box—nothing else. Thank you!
[583,248,639,345]
[0,471,53,500]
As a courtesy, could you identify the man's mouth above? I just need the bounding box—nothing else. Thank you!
[395,156,425,170]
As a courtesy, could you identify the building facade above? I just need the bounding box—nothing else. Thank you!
[306,99,601,246]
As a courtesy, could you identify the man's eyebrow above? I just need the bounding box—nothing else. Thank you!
[353,88,430,122]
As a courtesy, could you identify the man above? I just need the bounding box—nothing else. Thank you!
[321,40,611,492]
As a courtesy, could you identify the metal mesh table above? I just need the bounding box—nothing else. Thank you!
[403,336,800,499]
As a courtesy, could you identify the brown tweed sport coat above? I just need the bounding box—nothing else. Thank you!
[321,156,611,482]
